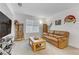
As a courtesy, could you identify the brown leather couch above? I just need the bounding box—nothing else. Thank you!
[43,30,69,48]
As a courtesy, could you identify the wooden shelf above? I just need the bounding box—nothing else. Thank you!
[15,21,24,41]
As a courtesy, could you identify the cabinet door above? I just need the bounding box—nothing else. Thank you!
[19,24,23,32]
[15,24,19,31]
[15,24,24,40]
[43,24,48,33]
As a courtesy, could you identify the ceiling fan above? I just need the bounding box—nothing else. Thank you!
[18,3,22,7]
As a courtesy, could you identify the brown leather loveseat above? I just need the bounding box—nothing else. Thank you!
[43,30,69,49]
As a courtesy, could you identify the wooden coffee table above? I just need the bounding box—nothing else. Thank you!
[29,37,46,52]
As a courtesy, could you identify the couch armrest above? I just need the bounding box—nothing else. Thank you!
[58,37,67,42]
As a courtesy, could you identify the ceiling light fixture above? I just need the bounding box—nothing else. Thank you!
[39,20,43,24]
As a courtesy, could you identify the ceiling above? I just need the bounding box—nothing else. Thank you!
[11,3,79,18]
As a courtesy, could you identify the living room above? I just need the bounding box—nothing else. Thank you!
[0,3,79,55]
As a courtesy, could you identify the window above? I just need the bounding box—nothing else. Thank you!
[26,20,39,33]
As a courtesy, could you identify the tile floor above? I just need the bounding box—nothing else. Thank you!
[11,39,79,55]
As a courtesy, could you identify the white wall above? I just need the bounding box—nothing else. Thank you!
[50,7,79,48]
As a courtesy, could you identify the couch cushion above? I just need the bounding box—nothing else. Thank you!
[54,31,68,36]
[47,39,58,47]
[53,34,64,38]
[45,36,58,42]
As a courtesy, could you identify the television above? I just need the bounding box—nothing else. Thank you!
[0,11,12,38]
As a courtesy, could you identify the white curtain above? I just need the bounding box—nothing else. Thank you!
[26,20,39,33]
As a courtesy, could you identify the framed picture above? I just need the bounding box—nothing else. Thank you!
[55,20,61,25]
[64,15,76,24]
